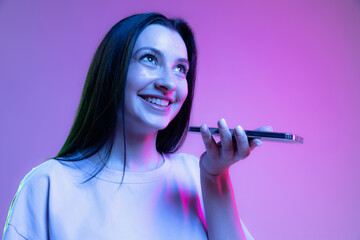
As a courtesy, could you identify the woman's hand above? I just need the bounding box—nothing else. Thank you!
[200,118,272,176]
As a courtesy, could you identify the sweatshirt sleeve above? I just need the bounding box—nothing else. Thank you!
[3,165,51,240]
[3,224,28,240]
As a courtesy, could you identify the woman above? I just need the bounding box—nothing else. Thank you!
[3,12,268,239]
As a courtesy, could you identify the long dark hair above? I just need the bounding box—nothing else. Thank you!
[54,13,197,178]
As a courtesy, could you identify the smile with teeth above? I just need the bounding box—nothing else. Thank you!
[143,96,171,107]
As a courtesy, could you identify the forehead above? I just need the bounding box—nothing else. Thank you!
[133,24,188,59]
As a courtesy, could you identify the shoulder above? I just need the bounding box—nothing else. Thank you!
[9,160,71,203]
[19,159,71,187]
[10,159,80,209]
[4,160,68,238]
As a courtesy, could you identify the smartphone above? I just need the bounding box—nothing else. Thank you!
[189,126,304,144]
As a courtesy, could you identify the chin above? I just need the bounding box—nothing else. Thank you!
[138,116,172,132]
[150,121,171,131]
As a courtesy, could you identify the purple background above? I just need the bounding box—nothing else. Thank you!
[1,0,360,239]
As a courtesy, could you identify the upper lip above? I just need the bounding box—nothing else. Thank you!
[139,94,174,104]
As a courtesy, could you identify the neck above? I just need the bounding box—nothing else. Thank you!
[98,123,163,172]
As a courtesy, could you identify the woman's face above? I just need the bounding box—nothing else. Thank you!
[123,24,189,133]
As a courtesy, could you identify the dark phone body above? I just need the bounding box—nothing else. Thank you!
[189,127,304,144]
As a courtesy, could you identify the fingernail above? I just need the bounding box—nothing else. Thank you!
[200,124,208,132]
[234,125,244,136]
[218,118,227,128]
[254,139,263,146]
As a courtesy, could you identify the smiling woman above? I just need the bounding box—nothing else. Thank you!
[3,12,265,240]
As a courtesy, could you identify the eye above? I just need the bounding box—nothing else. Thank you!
[174,64,188,75]
[140,54,158,65]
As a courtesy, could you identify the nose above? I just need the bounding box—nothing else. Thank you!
[154,68,176,92]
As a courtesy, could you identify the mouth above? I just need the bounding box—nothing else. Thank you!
[140,96,171,107]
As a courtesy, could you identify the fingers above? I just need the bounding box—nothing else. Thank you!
[200,120,270,162]
[218,119,251,160]
[249,125,272,150]
[200,124,219,158]
[249,138,262,151]
[254,125,273,132]
[234,125,250,159]
[217,119,234,156]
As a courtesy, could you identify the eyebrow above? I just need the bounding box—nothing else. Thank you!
[134,47,189,66]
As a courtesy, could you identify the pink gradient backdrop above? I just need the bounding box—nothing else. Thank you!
[1,0,359,239]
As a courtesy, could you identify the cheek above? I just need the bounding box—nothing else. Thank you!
[178,81,189,104]
[124,66,137,93]
[125,66,148,94]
